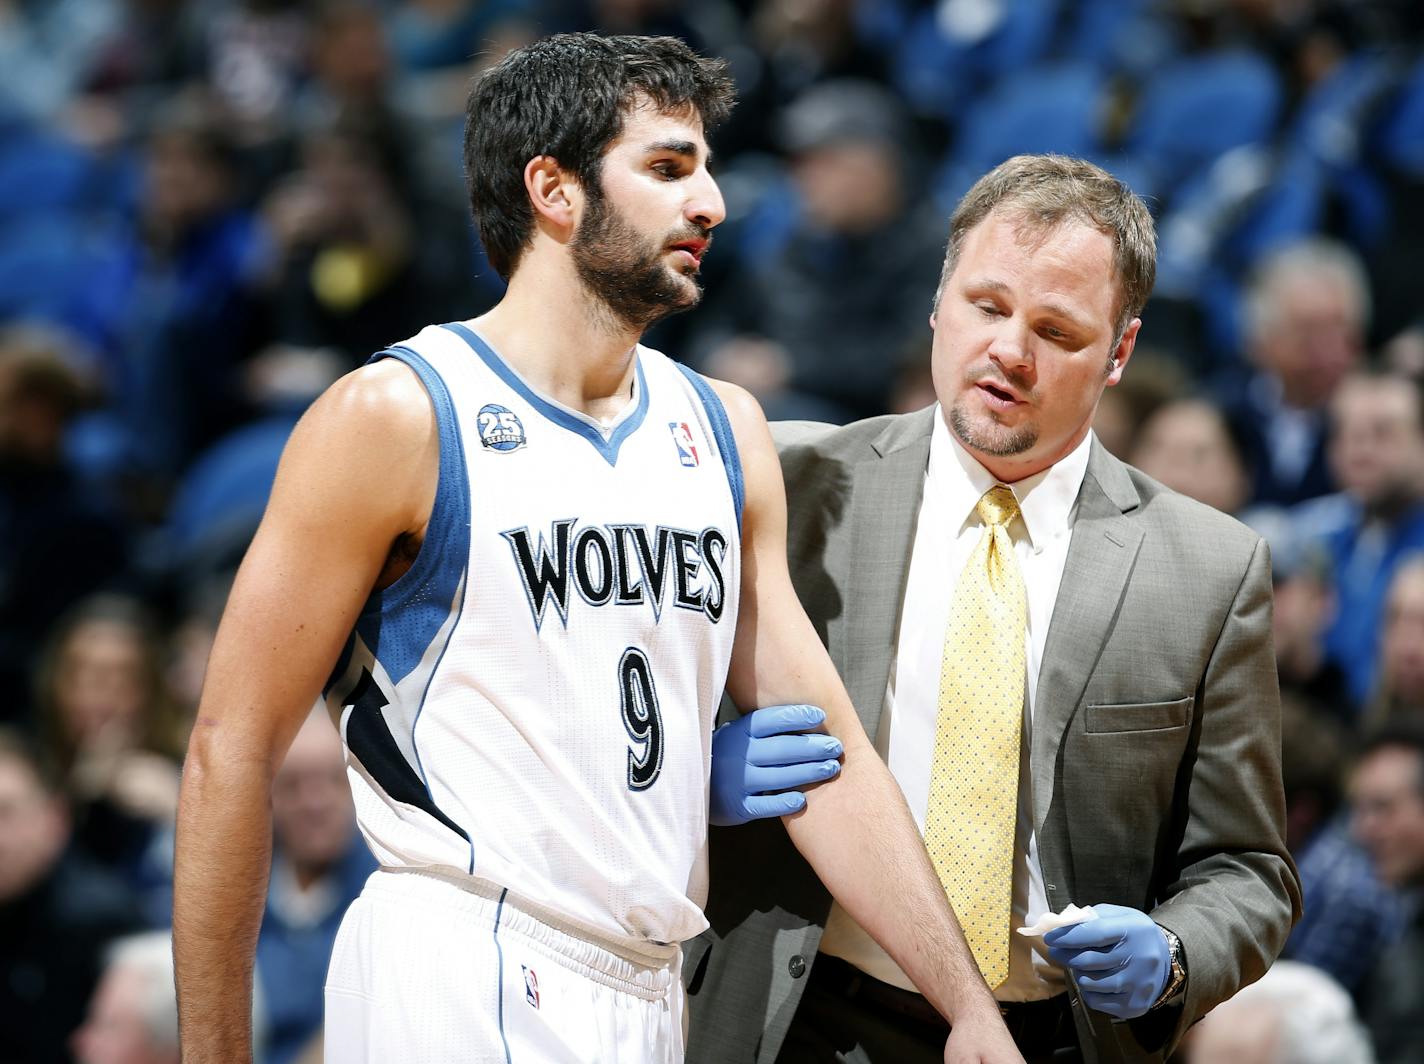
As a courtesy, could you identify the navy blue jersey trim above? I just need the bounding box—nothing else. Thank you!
[673,364,745,535]
[342,345,474,861]
[441,321,649,467]
[494,889,513,1064]
[357,344,472,683]
[342,668,470,845]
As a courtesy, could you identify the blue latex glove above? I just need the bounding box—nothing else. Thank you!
[709,704,843,826]
[1044,903,1171,1020]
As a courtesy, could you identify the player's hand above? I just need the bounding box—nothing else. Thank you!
[708,704,842,826]
[1044,903,1171,1019]
[942,1005,1026,1063]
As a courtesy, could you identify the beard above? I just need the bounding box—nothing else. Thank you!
[570,187,707,333]
[947,365,1039,457]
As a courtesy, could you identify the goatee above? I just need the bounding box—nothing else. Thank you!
[948,400,1038,457]
[947,364,1039,456]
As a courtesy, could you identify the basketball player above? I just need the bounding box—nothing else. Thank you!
[173,34,1019,1063]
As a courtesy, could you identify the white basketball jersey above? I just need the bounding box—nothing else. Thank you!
[323,321,742,956]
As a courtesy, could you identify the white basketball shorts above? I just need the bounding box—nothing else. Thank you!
[324,868,685,1063]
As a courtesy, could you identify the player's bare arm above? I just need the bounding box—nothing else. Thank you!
[710,380,1023,1063]
[173,359,438,1064]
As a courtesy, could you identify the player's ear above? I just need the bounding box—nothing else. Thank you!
[525,155,579,231]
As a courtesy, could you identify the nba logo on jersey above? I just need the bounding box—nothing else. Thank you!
[521,965,540,1009]
[669,422,698,467]
[478,404,526,452]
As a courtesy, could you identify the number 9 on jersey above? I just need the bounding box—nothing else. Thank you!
[618,648,663,790]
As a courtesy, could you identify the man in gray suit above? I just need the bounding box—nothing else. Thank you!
[685,155,1302,1063]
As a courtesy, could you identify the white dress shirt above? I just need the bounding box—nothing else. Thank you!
[818,407,1093,1001]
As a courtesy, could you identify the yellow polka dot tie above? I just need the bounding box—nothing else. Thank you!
[924,484,1026,989]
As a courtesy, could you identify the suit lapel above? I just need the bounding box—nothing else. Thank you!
[836,408,935,738]
[1031,441,1144,846]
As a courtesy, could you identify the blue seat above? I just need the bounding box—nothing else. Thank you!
[1222,154,1325,268]
[0,214,114,336]
[1062,0,1176,78]
[1154,148,1321,295]
[1376,54,1424,178]
[850,0,917,53]
[892,0,1061,121]
[164,417,297,560]
[729,168,801,265]
[1126,50,1283,202]
[0,127,100,220]
[1289,51,1395,165]
[1268,49,1407,250]
[1154,146,1332,370]
[934,63,1107,209]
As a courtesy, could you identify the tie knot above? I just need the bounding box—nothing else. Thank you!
[976,485,1019,529]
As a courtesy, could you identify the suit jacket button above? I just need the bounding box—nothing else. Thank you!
[788,955,807,979]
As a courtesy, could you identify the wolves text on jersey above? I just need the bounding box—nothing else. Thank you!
[500,520,730,631]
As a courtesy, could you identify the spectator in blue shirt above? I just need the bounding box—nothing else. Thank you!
[79,95,268,488]
[1280,695,1405,993]
[1321,370,1424,708]
[256,708,375,1064]
[1217,240,1369,508]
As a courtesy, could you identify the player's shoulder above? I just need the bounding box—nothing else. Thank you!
[327,323,466,420]
[312,357,433,437]
[661,363,761,425]
[282,348,439,495]
[661,369,928,477]
[659,370,782,482]
[263,353,439,534]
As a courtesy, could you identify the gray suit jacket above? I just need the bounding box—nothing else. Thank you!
[685,408,1302,1063]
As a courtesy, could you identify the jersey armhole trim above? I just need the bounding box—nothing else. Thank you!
[360,345,471,618]
[673,363,745,536]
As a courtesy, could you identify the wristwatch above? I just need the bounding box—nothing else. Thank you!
[1151,926,1187,1009]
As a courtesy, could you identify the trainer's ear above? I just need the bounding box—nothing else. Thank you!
[1106,317,1142,386]
[525,155,579,231]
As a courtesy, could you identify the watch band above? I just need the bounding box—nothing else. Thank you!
[1151,926,1187,1010]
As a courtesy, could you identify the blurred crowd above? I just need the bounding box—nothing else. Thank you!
[0,0,1421,1061]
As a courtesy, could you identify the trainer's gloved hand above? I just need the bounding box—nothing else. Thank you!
[1044,904,1171,1020]
[709,705,842,826]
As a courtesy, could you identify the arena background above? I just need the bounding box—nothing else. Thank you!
[0,1,1421,1062]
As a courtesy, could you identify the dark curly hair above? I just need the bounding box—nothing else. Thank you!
[463,33,735,281]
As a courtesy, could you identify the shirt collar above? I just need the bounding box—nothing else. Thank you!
[926,405,1093,551]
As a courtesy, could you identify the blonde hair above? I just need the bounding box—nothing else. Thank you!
[1245,237,1370,343]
